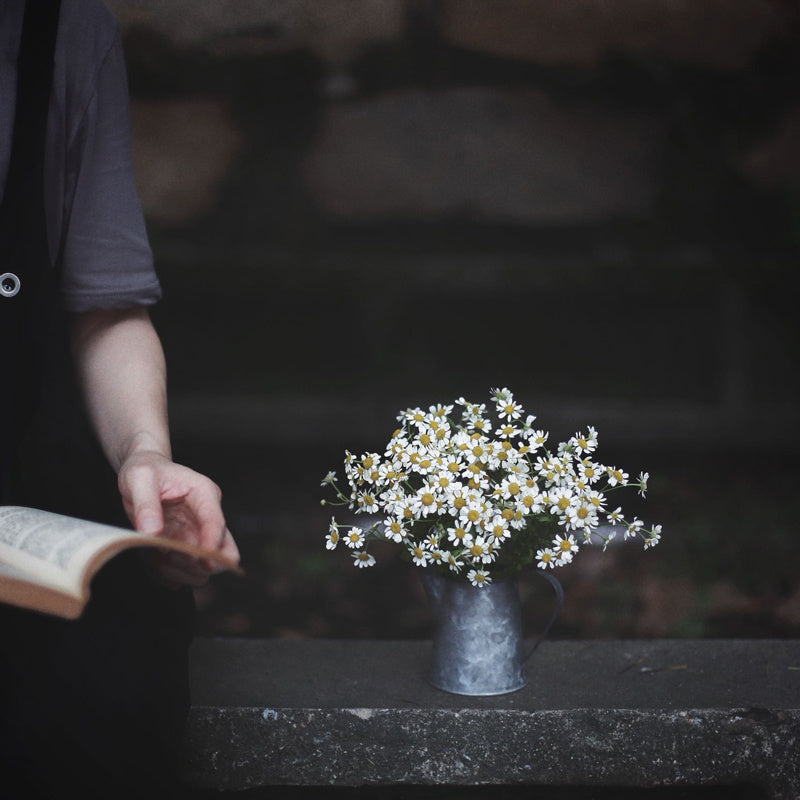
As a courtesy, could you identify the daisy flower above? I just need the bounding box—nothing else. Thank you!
[410,485,441,517]
[459,499,488,530]
[536,548,557,569]
[466,536,495,564]
[570,427,598,455]
[553,533,579,563]
[486,515,511,544]
[577,459,603,485]
[606,466,629,486]
[409,544,429,566]
[624,518,644,540]
[352,550,376,568]
[464,434,490,465]
[344,526,365,548]
[446,552,463,573]
[383,517,407,543]
[584,489,606,512]
[320,471,337,487]
[566,500,598,531]
[355,491,379,514]
[446,524,472,547]
[549,487,575,518]
[326,520,340,550]
[497,422,520,440]
[498,477,523,500]
[492,387,522,420]
[467,569,492,587]
[643,524,662,549]
[601,530,617,551]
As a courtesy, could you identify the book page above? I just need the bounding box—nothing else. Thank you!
[0,506,135,595]
[0,560,84,617]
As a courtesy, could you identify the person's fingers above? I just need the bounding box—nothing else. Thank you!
[178,479,228,553]
[198,528,241,572]
[219,529,241,563]
[119,460,164,535]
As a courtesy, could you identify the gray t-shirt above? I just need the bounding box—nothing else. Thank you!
[0,0,161,312]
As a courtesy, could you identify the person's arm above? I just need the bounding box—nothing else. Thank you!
[69,306,240,586]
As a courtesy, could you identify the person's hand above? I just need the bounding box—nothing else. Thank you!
[117,450,240,588]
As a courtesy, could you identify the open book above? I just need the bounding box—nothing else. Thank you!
[0,505,242,619]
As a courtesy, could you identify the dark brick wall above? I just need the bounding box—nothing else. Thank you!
[101,1,800,638]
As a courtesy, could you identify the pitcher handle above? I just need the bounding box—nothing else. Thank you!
[524,569,564,662]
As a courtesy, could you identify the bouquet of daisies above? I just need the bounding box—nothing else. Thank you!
[321,388,662,587]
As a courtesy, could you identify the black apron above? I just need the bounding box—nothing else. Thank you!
[0,3,194,797]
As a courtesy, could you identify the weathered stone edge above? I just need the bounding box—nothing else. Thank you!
[182,706,800,798]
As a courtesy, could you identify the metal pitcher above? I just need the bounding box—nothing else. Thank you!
[420,570,562,696]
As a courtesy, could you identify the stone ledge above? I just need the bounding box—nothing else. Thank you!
[182,639,800,797]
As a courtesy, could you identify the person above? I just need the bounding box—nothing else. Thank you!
[0,0,240,796]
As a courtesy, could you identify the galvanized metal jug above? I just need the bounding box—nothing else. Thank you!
[420,570,563,696]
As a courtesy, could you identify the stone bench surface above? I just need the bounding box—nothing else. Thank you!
[183,638,800,798]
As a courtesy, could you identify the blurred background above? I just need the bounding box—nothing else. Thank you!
[106,0,799,641]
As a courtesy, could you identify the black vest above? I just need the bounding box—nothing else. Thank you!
[0,0,61,503]
[0,0,121,522]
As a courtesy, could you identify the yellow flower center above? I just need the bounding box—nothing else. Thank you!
[421,493,435,506]
[467,509,480,522]
[558,497,570,511]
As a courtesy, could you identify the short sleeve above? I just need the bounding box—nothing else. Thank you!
[58,30,161,312]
